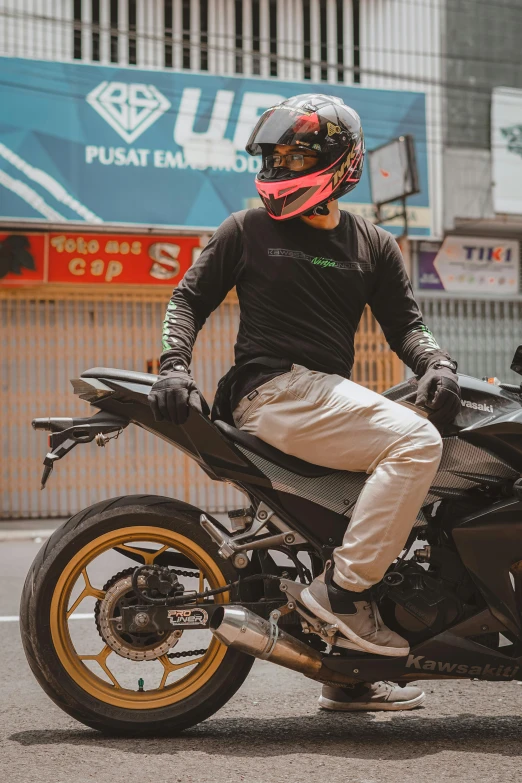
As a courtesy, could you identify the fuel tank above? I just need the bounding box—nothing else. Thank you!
[385,374,522,471]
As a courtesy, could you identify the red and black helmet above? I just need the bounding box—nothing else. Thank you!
[245,93,365,220]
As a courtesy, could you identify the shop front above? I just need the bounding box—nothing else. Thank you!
[0,228,236,519]
[414,233,522,385]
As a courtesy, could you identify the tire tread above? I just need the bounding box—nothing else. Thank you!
[20,495,254,735]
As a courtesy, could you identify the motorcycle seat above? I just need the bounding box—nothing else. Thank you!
[214,420,336,478]
[80,368,337,478]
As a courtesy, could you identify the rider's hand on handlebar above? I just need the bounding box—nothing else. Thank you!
[148,370,210,424]
[416,364,461,428]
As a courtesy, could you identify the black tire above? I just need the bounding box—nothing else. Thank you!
[20,494,254,735]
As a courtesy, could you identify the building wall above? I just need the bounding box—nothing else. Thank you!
[359,0,444,238]
[0,0,445,236]
[443,148,494,228]
[0,1,447,517]
[444,0,522,230]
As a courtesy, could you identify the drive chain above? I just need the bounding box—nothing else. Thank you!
[167,648,208,659]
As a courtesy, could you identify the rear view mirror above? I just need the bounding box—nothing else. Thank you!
[511,345,522,376]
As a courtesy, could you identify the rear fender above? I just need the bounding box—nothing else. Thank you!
[32,410,129,488]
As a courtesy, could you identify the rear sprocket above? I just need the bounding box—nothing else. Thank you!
[94,568,183,661]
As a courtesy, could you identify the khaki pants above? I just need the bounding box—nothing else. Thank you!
[233,364,443,592]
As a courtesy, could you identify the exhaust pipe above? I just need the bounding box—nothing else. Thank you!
[210,605,354,685]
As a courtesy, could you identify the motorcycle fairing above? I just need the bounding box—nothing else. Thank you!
[321,628,522,683]
[452,498,522,636]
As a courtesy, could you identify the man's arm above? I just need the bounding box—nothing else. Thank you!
[148,213,243,423]
[159,213,244,373]
[368,233,460,426]
[368,234,455,375]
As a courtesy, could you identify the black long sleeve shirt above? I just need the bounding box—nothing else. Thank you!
[160,208,452,401]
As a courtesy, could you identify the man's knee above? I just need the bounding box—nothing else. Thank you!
[410,419,443,467]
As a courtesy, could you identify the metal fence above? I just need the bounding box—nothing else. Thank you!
[1,287,402,518]
[420,297,522,385]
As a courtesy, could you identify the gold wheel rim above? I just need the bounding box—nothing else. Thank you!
[50,526,229,710]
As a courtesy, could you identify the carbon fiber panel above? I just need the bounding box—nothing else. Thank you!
[418,437,519,514]
[237,446,367,516]
[239,437,519,530]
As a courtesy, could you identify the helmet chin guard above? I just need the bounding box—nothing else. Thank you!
[245,93,365,221]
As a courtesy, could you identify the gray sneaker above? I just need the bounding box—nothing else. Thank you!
[319,682,425,712]
[300,566,410,657]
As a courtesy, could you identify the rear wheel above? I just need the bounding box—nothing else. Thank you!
[20,495,254,735]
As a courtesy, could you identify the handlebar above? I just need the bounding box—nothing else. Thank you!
[499,383,522,394]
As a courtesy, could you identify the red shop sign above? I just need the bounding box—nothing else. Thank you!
[0,233,47,285]
[48,233,202,285]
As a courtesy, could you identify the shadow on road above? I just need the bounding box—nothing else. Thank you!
[10,713,522,759]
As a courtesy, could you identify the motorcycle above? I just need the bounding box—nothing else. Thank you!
[20,347,522,734]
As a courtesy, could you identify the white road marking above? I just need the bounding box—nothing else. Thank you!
[0,613,94,623]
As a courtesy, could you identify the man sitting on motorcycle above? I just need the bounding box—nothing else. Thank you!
[149,94,460,712]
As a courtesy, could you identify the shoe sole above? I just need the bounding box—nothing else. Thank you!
[300,588,410,658]
[318,691,426,712]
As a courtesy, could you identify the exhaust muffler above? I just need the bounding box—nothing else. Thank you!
[210,605,354,685]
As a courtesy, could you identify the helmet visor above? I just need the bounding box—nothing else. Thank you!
[246,107,326,156]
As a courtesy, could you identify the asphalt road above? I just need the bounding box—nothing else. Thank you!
[2,536,522,783]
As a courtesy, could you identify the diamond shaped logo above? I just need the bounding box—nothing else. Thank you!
[86,81,171,144]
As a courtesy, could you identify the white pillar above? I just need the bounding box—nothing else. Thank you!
[118,0,128,65]
[81,0,92,61]
[277,0,287,80]
[24,0,36,59]
[151,0,164,68]
[99,0,111,64]
[190,0,200,71]
[37,0,49,59]
[310,0,321,83]
[207,0,218,73]
[224,0,235,74]
[292,0,304,82]
[173,0,183,70]
[136,0,161,67]
[259,0,270,78]
[57,0,75,61]
[242,0,253,75]
[342,0,352,84]
[326,0,337,83]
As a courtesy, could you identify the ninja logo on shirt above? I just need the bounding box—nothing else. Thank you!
[268,248,370,273]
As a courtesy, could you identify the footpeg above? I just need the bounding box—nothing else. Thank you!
[280,578,335,640]
[200,514,236,559]
[280,578,351,648]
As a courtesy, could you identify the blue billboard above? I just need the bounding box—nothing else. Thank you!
[0,57,430,234]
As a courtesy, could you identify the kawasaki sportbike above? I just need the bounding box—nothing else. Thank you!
[21,347,522,734]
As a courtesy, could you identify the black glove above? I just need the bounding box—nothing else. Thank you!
[148,370,210,424]
[416,363,461,427]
